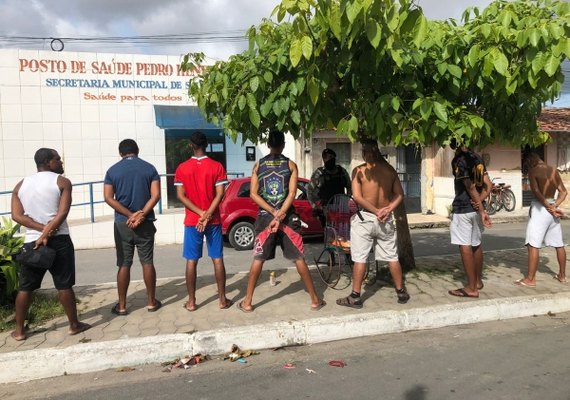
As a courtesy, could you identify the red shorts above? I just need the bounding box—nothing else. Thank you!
[253,212,304,261]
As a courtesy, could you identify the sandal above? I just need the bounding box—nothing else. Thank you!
[396,288,410,304]
[111,303,128,316]
[336,295,363,309]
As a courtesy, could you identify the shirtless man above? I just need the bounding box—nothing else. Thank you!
[515,152,567,287]
[336,139,410,308]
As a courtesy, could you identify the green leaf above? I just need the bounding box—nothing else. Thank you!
[391,97,400,111]
[447,64,462,79]
[529,29,540,47]
[272,100,282,116]
[308,78,319,106]
[412,15,428,48]
[291,109,301,125]
[412,98,423,110]
[248,108,260,128]
[238,95,246,111]
[492,50,509,76]
[366,19,382,49]
[263,71,273,83]
[260,101,272,117]
[246,93,256,109]
[301,35,313,60]
[346,1,362,24]
[347,115,358,135]
[437,63,447,76]
[543,54,560,77]
[420,100,432,121]
[467,45,480,67]
[289,38,302,67]
[329,1,342,40]
[506,77,518,95]
[249,76,259,92]
[433,102,448,122]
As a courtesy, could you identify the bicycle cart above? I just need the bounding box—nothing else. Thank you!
[313,194,377,289]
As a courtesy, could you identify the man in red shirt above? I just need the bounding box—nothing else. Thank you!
[174,132,232,311]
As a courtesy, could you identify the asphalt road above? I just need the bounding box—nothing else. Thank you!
[58,220,570,287]
[3,311,569,400]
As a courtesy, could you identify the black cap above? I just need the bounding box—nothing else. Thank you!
[322,148,336,158]
[190,131,208,148]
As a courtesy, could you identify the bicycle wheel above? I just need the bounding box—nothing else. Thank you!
[485,193,498,215]
[502,188,516,212]
[314,247,342,288]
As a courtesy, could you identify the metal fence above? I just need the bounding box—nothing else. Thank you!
[0,172,246,223]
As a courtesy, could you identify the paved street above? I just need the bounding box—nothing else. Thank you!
[2,312,569,400]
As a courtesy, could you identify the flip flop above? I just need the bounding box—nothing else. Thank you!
[311,300,326,311]
[336,296,363,309]
[448,288,479,298]
[111,303,128,316]
[220,299,234,309]
[554,274,568,284]
[147,299,162,312]
[513,279,536,288]
[10,331,26,341]
[237,300,254,313]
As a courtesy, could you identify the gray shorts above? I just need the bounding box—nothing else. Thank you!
[450,212,484,246]
[350,211,398,263]
[114,220,156,267]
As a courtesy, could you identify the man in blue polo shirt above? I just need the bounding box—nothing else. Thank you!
[104,139,161,315]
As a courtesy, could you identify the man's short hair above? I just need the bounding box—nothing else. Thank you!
[267,130,285,148]
[190,131,208,149]
[34,148,57,168]
[118,139,139,155]
[322,148,336,158]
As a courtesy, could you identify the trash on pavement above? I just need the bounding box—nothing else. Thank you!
[223,344,260,362]
[161,354,210,372]
[328,360,347,368]
[306,368,316,374]
[283,362,296,369]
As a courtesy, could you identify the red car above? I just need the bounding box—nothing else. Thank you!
[219,177,323,250]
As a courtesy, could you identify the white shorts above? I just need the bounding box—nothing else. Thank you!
[525,201,564,248]
[350,211,398,263]
[450,212,484,246]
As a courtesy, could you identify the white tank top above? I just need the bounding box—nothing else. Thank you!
[18,171,70,242]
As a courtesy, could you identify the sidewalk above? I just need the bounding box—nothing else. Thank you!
[1,209,569,383]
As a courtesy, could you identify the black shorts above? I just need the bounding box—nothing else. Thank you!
[253,212,304,261]
[19,235,75,291]
[114,220,156,267]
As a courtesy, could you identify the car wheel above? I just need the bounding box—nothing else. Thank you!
[228,221,255,251]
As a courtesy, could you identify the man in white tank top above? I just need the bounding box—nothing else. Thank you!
[10,148,90,341]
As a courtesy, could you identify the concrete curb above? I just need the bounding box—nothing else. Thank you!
[1,292,569,384]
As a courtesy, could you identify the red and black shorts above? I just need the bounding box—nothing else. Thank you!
[253,212,304,261]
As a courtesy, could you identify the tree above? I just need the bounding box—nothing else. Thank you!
[184,0,570,270]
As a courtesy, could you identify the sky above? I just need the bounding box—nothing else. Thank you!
[0,0,494,60]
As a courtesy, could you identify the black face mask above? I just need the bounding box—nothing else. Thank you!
[324,158,336,170]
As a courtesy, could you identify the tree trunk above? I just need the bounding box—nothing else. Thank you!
[394,201,416,272]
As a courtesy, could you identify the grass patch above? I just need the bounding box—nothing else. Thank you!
[0,292,64,332]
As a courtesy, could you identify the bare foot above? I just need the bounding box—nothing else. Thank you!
[10,331,26,341]
[183,301,197,312]
[69,322,91,336]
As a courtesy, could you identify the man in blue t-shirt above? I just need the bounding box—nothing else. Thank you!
[104,139,161,315]
[448,139,492,299]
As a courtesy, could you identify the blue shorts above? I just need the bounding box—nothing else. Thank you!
[183,224,223,260]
